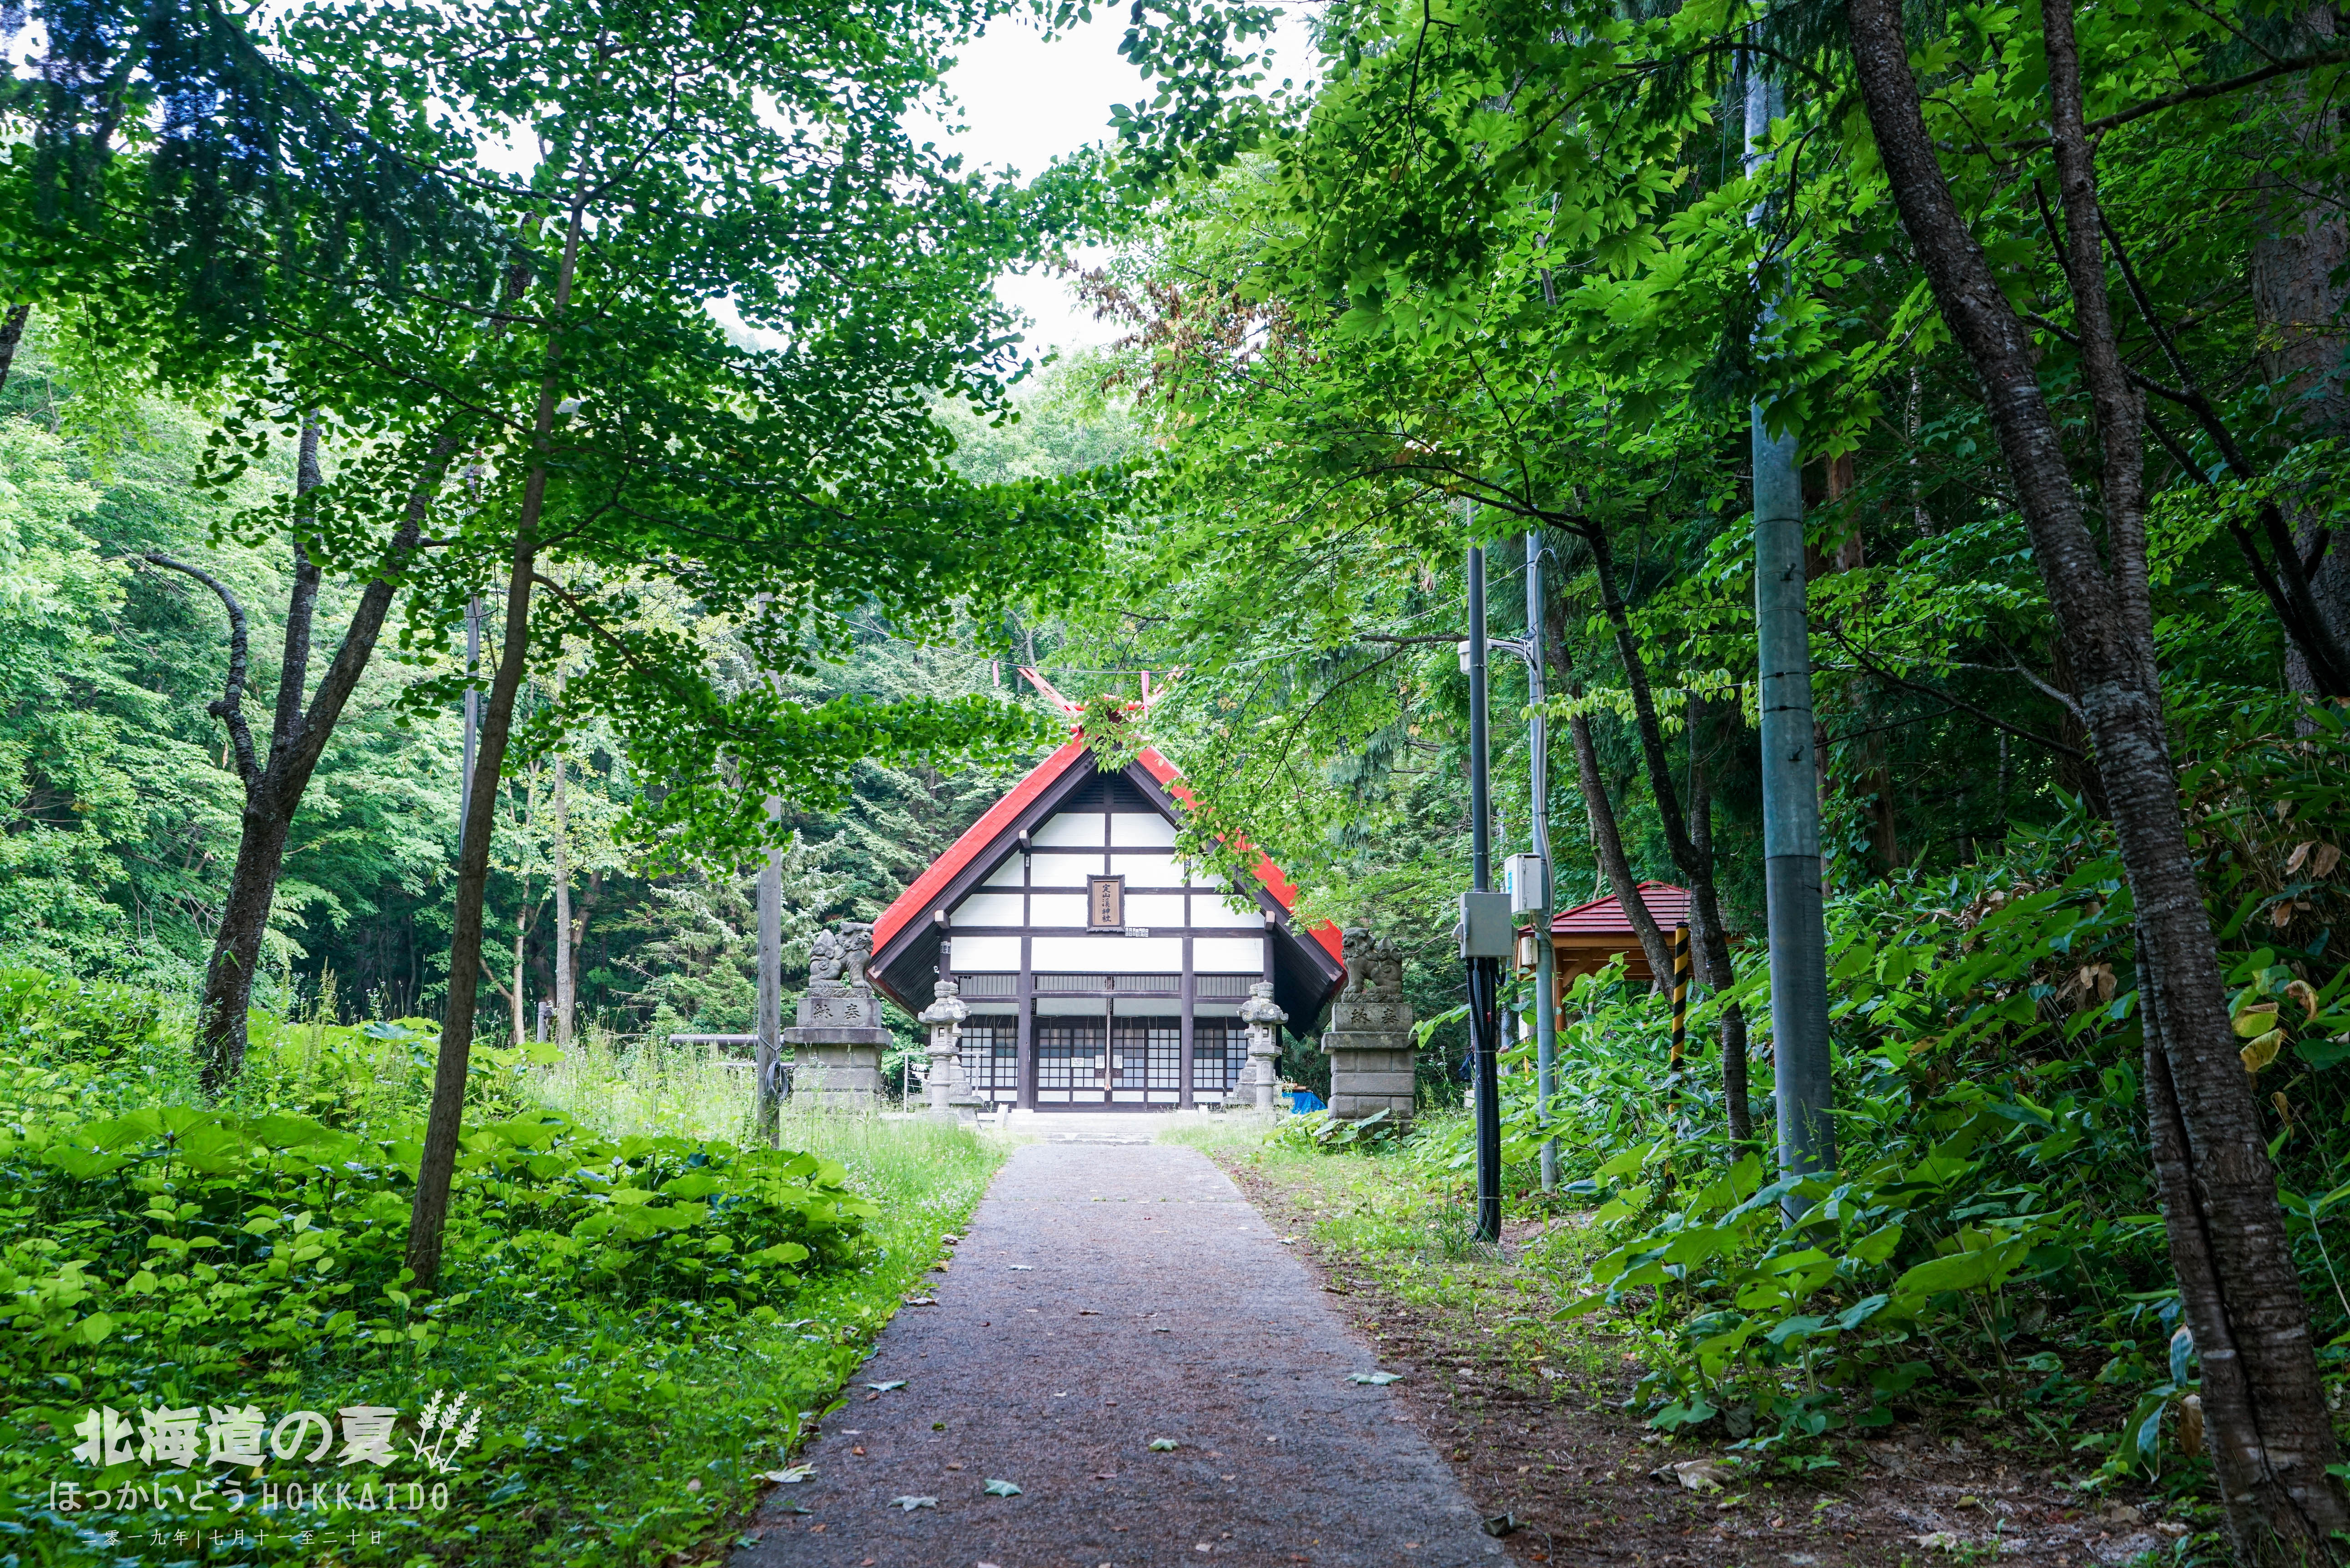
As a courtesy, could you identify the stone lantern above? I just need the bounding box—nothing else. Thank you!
[1238,981,1289,1114]
[916,978,968,1119]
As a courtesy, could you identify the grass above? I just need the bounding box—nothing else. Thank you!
[3,994,1008,1568]
[1171,1111,1618,1384]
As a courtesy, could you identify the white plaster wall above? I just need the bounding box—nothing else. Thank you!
[1034,810,1106,846]
[1111,852,1185,887]
[1110,813,1176,846]
[1126,893,1186,927]
[1190,896,1262,928]
[952,892,1024,926]
[1029,893,1087,926]
[1029,856,1097,888]
[1033,935,1185,970]
[950,935,1022,970]
[1192,936,1267,972]
[980,855,1024,888]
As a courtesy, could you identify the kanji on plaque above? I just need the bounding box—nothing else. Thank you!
[1087,874,1124,930]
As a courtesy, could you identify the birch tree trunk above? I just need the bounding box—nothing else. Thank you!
[1846,0,2350,1552]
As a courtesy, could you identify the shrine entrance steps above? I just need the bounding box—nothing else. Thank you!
[731,1140,1500,1568]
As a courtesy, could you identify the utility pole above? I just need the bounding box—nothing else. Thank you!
[1747,56,1835,1196]
[1463,539,1506,1245]
[1524,533,1559,1192]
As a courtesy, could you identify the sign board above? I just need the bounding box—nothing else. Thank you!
[1087,874,1125,931]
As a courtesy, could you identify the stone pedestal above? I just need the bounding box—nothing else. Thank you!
[917,980,968,1120]
[1239,981,1288,1115]
[783,981,889,1110]
[1322,930,1418,1124]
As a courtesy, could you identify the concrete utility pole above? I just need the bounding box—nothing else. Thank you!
[1747,57,1835,1195]
[1524,533,1559,1192]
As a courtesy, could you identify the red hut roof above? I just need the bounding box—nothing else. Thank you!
[1552,881,1692,936]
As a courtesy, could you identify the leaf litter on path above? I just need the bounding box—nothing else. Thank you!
[887,1495,936,1511]
[1647,1457,1730,1493]
[983,1478,1022,1497]
[1348,1371,1402,1385]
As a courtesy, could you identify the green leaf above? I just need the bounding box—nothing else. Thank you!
[1893,1248,2016,1299]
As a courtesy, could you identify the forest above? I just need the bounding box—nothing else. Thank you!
[3,0,2349,1560]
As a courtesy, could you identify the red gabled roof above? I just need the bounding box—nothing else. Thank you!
[870,739,1089,957]
[1132,746,1344,963]
[869,741,1344,965]
[1552,881,1691,937]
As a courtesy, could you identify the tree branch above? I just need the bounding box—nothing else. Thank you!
[2004,46,2350,150]
[144,553,258,785]
[1825,625,2084,759]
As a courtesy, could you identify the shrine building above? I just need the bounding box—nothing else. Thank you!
[867,709,1346,1111]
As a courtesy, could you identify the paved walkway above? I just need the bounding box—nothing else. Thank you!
[734,1139,1501,1568]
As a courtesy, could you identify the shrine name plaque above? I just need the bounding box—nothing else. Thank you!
[1087,874,1125,930]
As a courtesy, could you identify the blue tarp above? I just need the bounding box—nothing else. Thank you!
[1288,1090,1327,1113]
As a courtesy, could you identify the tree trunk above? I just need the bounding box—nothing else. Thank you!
[1544,587,1675,982]
[2254,7,2350,705]
[0,305,30,398]
[1846,0,2350,1552]
[1684,692,1756,1143]
[407,192,586,1289]
[190,426,445,1090]
[1582,522,1755,1145]
[552,675,575,1050]
[552,766,574,1048]
[196,802,294,1089]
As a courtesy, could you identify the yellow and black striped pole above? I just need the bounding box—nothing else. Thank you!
[1668,924,1692,1071]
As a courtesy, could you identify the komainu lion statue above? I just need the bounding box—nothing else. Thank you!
[808,921,876,986]
[1341,928,1404,999]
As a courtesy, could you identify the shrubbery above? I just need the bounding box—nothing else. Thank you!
[1339,716,2350,1484]
[0,985,977,1567]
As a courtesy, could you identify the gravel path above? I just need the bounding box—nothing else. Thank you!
[733,1137,1502,1568]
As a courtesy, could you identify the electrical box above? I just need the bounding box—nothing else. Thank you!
[1503,853,1550,916]
[1458,890,1515,959]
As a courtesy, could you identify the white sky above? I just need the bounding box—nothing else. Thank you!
[921,5,1318,358]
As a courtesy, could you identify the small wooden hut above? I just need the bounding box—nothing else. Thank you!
[1549,881,1692,992]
